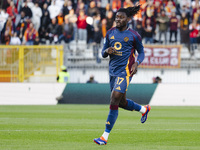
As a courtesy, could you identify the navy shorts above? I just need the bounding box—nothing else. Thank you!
[110,75,132,93]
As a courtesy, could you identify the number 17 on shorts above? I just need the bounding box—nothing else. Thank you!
[114,76,131,93]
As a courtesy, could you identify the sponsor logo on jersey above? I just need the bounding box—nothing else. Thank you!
[114,42,122,50]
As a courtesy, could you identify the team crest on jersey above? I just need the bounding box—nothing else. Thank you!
[124,37,129,42]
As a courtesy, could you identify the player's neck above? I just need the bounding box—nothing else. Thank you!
[117,25,128,32]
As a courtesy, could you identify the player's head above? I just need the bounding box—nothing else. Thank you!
[115,5,141,29]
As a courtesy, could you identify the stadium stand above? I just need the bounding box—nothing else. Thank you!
[0,0,200,83]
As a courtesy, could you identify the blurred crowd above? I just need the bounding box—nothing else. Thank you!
[0,0,200,51]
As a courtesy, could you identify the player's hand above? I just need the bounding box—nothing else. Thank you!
[130,62,139,76]
[105,47,116,55]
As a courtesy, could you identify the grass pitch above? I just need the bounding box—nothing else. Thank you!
[0,105,199,150]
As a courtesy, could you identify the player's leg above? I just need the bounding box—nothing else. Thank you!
[118,75,151,124]
[94,76,124,145]
[119,92,144,112]
[94,90,124,145]
[119,93,151,123]
[115,76,143,112]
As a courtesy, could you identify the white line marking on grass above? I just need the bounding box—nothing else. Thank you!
[0,118,27,119]
[0,128,199,132]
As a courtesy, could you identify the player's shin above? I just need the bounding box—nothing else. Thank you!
[103,105,119,140]
[121,99,142,111]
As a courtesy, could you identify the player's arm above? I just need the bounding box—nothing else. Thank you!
[102,32,116,57]
[135,34,145,64]
[105,47,116,54]
[131,34,145,76]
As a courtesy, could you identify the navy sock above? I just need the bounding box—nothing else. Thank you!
[124,99,141,111]
[105,105,118,133]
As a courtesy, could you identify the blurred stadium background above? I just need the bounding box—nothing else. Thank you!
[1,1,200,149]
[0,0,200,84]
[0,41,200,83]
[1,0,200,105]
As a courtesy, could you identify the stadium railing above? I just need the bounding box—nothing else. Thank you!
[65,42,200,69]
[64,41,200,83]
[0,45,63,82]
[1,42,200,83]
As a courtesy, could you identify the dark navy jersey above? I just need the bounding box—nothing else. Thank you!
[102,27,145,77]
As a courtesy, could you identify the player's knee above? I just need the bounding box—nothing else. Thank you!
[110,97,120,105]
[110,91,122,105]
[119,99,127,108]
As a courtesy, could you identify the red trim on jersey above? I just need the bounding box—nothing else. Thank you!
[106,27,116,39]
[128,28,142,41]
[128,48,136,76]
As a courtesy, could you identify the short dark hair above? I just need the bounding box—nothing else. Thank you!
[117,5,141,18]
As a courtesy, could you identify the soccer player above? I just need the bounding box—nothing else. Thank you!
[93,5,151,145]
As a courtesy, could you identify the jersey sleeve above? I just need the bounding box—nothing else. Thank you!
[101,32,110,58]
[134,33,145,64]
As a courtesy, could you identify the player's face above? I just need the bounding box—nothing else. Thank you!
[115,12,128,29]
